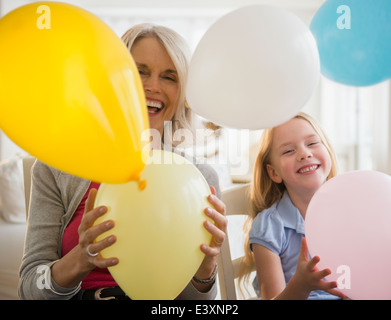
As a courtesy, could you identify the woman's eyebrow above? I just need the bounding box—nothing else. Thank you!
[163,69,178,75]
[136,62,148,69]
[135,63,177,76]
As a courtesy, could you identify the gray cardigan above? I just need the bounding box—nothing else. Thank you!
[18,159,220,300]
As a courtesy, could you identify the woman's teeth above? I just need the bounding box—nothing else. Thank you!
[299,165,319,173]
[147,100,163,114]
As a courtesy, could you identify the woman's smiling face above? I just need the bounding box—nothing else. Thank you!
[131,36,179,137]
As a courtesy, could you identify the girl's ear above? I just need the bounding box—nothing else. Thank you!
[266,164,283,184]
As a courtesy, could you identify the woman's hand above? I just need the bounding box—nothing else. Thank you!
[51,188,118,288]
[192,186,228,292]
[77,188,119,271]
[202,186,227,257]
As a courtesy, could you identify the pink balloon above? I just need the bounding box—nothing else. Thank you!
[305,170,391,300]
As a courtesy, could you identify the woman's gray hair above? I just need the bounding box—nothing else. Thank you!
[121,23,194,147]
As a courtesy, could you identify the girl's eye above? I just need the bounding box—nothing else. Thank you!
[282,149,294,155]
[308,141,320,146]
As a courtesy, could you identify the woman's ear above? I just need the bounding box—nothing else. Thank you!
[266,164,283,184]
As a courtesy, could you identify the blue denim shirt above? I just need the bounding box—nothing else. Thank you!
[249,191,339,300]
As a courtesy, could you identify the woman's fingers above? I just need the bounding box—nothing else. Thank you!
[80,188,106,229]
[78,189,111,240]
[207,192,226,218]
[80,218,115,246]
[85,188,97,213]
[206,191,227,233]
[85,234,119,268]
[80,206,107,229]
[203,218,225,246]
[78,188,117,263]
[200,188,228,258]
[205,206,227,230]
[204,198,227,242]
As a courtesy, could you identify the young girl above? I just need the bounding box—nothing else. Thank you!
[240,112,344,300]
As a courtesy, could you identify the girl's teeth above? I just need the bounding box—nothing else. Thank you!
[299,165,318,173]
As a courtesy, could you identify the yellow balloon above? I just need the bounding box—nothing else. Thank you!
[94,150,212,300]
[0,2,149,183]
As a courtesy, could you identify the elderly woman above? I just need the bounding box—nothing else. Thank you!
[19,23,227,300]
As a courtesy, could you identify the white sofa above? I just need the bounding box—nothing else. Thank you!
[0,217,26,299]
[0,154,31,300]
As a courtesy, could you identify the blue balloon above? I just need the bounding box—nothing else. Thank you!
[310,0,391,86]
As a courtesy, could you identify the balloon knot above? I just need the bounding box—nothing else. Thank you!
[138,179,146,191]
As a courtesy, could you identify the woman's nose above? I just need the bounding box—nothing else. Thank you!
[143,75,161,93]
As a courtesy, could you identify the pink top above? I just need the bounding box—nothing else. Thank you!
[61,182,118,290]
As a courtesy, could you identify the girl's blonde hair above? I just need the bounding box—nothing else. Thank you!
[121,23,193,147]
[238,112,338,295]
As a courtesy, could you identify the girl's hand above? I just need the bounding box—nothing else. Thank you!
[289,237,345,299]
[77,188,119,271]
[192,186,228,291]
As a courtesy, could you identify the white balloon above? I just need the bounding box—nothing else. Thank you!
[186,5,320,130]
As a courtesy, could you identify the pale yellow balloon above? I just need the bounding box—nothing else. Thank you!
[94,150,213,300]
[0,2,149,183]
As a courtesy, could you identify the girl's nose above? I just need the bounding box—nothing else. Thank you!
[297,148,313,161]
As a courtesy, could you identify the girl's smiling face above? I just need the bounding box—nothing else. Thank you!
[266,117,332,198]
[131,36,179,137]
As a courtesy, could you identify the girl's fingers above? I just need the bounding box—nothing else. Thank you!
[325,287,346,299]
[316,268,332,280]
[307,255,321,272]
[298,237,310,263]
